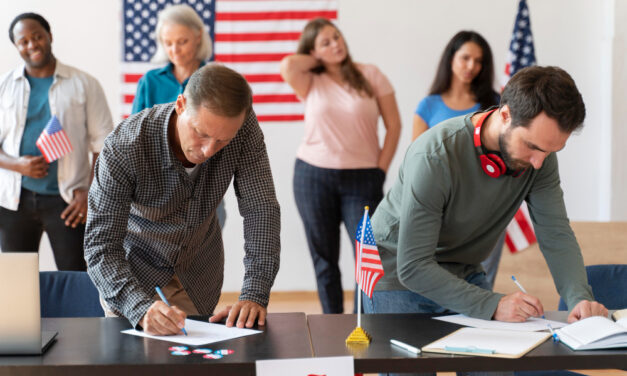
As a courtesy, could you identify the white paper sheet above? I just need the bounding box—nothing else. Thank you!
[121,318,261,346]
[433,314,567,332]
[256,356,354,376]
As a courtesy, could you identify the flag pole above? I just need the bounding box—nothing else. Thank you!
[356,206,368,328]
[346,206,371,345]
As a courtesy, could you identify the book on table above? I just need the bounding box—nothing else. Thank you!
[555,314,627,350]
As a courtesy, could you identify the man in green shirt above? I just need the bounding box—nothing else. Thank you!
[367,66,607,323]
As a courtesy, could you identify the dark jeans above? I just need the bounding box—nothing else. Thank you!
[0,188,86,271]
[293,159,385,314]
[364,272,512,376]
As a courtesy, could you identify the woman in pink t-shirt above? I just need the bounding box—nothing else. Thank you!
[281,18,401,314]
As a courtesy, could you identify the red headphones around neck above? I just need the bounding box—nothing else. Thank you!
[473,109,525,178]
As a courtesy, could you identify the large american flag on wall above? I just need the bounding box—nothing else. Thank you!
[121,0,337,121]
[502,0,537,254]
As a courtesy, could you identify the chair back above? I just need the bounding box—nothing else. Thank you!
[40,271,104,317]
[558,264,627,310]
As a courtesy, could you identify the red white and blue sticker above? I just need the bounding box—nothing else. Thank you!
[168,346,188,352]
[169,346,233,359]
[171,350,191,356]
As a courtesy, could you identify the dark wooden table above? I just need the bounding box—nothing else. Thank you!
[0,313,312,376]
[308,313,627,373]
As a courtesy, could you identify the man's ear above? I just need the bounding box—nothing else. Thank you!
[175,94,186,115]
[500,105,511,128]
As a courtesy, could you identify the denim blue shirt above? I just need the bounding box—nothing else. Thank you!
[131,61,206,114]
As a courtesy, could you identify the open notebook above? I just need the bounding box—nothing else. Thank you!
[422,327,550,359]
[555,315,627,350]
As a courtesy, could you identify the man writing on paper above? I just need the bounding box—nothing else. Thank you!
[367,66,607,323]
[85,64,281,335]
[0,13,113,270]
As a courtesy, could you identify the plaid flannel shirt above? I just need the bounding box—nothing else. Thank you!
[85,103,280,327]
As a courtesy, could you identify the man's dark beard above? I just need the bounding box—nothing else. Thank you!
[498,130,531,171]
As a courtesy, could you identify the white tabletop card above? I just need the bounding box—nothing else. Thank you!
[121,318,261,346]
[433,314,567,332]
[256,356,354,376]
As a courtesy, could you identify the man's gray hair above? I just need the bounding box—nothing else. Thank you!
[184,63,253,118]
[151,4,212,64]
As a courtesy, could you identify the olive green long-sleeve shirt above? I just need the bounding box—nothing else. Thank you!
[372,113,593,319]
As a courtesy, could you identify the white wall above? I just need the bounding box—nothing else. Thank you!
[0,1,624,293]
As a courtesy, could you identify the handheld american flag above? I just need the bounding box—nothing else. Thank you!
[35,115,73,163]
[121,0,337,121]
[502,0,537,253]
[354,207,384,299]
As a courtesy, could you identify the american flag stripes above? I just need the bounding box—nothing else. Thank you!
[504,202,537,254]
[503,0,538,253]
[35,115,73,163]
[354,208,384,299]
[121,0,337,121]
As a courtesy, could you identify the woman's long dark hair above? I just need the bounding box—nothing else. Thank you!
[429,31,497,109]
[296,18,373,98]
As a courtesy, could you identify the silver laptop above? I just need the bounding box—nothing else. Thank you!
[0,253,57,354]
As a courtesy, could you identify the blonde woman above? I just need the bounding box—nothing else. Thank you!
[131,4,212,114]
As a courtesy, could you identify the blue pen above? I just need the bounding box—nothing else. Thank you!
[546,324,559,342]
[444,345,495,354]
[511,275,545,318]
[155,286,188,336]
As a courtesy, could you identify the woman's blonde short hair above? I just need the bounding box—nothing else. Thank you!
[151,4,212,64]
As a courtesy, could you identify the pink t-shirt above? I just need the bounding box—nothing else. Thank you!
[296,63,394,169]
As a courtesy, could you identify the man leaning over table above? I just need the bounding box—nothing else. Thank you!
[367,66,607,324]
[85,64,281,335]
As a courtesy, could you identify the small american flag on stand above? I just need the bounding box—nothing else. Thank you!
[354,207,384,299]
[35,115,73,163]
[502,0,537,254]
[346,206,383,344]
[121,0,337,121]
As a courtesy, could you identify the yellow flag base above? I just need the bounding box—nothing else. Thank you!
[345,326,371,344]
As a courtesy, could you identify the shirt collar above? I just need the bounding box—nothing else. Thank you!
[12,59,70,81]
[159,60,207,82]
[160,102,185,170]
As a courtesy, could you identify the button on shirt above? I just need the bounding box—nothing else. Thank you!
[85,103,281,328]
[0,61,113,210]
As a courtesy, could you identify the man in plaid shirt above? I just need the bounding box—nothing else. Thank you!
[85,64,281,335]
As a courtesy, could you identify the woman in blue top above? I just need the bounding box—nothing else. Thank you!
[131,4,212,114]
[412,31,503,290]
[132,4,226,227]
[412,31,499,140]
